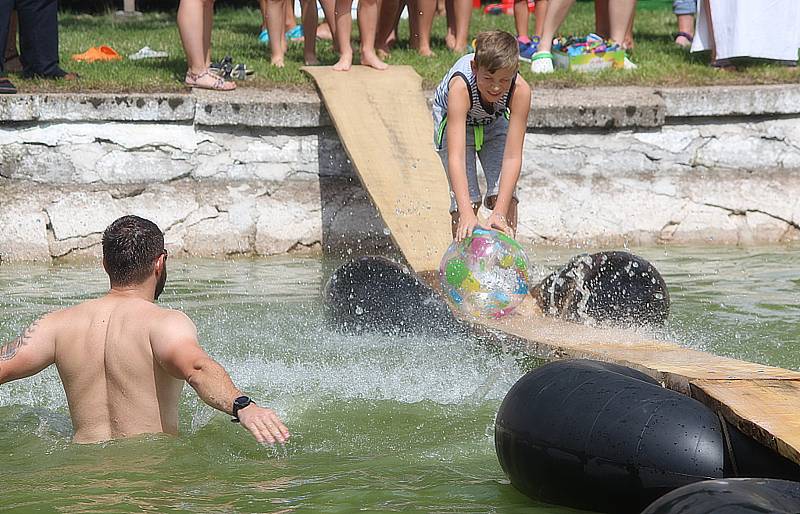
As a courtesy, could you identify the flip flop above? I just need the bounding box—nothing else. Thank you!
[72,45,122,62]
[0,77,17,94]
[129,46,169,60]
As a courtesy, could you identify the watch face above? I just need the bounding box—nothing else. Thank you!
[234,396,251,408]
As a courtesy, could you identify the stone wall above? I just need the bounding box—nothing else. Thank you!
[1,85,799,262]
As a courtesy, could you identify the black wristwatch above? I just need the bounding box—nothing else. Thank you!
[231,395,255,423]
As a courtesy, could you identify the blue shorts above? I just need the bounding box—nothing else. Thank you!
[435,116,518,213]
[673,0,696,15]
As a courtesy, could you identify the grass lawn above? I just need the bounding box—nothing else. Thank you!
[11,0,800,93]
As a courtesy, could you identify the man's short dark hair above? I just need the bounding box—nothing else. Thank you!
[102,215,165,286]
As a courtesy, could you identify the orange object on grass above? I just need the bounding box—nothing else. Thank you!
[71,45,123,63]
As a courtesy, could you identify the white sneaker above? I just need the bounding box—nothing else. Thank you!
[623,55,638,70]
[530,52,554,74]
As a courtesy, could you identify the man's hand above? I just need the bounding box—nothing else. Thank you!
[237,404,291,445]
[487,211,514,238]
[455,211,482,242]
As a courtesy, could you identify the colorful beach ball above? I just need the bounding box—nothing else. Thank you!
[439,228,530,318]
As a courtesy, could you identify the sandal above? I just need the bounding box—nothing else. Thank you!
[185,70,236,91]
[0,77,17,94]
[674,31,693,49]
[229,64,254,80]
[210,56,234,78]
[710,58,736,70]
[211,57,255,80]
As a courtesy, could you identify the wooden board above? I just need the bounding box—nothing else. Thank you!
[691,380,800,465]
[306,66,800,466]
[303,65,452,273]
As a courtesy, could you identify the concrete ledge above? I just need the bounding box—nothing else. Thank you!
[530,86,665,128]
[0,93,195,122]
[3,84,799,128]
[657,84,800,118]
[192,88,330,128]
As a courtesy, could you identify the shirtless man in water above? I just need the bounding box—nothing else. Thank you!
[0,215,290,445]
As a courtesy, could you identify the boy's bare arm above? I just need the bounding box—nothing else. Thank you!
[492,79,532,222]
[0,315,56,385]
[150,310,289,444]
[446,78,482,240]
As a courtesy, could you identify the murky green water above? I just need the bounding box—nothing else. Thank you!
[1,245,798,513]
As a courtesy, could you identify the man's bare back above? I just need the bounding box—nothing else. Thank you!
[0,215,289,445]
[47,293,188,442]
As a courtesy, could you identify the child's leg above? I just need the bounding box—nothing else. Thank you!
[202,0,214,68]
[452,0,471,52]
[267,0,287,66]
[177,0,211,75]
[258,0,268,32]
[376,0,401,56]
[411,0,436,56]
[608,0,636,47]
[514,0,530,39]
[594,0,609,39]
[536,0,575,54]
[533,0,547,37]
[285,0,298,31]
[477,117,519,234]
[357,0,388,69]
[444,0,456,49]
[318,0,337,47]
[333,0,353,70]
[301,0,319,64]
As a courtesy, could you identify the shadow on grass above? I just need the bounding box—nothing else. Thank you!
[60,11,175,30]
[133,57,188,82]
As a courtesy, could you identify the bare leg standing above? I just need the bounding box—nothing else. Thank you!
[358,0,388,69]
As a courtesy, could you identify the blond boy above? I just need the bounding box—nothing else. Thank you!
[432,30,532,241]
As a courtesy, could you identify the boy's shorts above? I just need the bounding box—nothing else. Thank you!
[434,115,518,213]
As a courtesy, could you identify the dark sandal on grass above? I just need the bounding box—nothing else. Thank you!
[710,58,736,70]
[185,70,236,91]
[674,31,693,48]
[209,56,234,79]
[0,77,17,94]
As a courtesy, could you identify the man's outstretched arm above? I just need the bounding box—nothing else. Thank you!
[0,316,56,385]
[150,310,290,445]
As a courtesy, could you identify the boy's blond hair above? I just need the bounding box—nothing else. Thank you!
[474,30,519,73]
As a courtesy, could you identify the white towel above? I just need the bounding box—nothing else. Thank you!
[692,0,800,61]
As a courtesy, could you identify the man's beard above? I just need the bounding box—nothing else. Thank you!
[154,267,167,300]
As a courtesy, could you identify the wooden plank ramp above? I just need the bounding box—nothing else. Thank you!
[304,65,800,466]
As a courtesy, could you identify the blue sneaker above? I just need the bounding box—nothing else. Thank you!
[258,28,269,45]
[517,36,539,62]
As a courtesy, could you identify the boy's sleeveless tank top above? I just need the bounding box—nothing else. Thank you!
[431,53,517,133]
